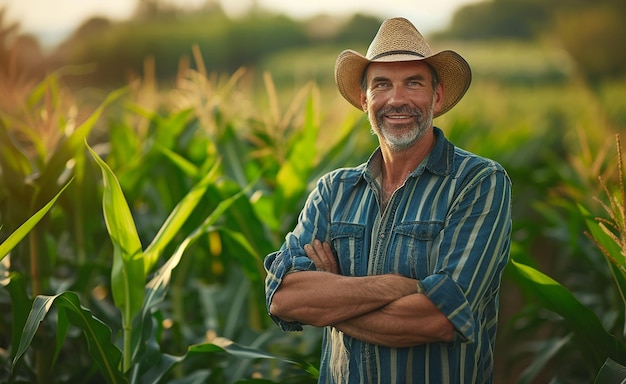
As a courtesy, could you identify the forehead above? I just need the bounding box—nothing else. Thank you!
[365,60,432,80]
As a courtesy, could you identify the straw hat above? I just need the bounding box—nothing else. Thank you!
[335,17,471,117]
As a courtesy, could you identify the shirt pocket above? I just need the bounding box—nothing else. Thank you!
[393,221,443,278]
[330,222,365,276]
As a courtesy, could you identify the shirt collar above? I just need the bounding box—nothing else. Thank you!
[421,126,455,176]
[360,127,455,185]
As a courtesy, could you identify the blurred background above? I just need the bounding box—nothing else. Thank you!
[3,0,624,91]
[0,0,476,86]
[1,0,626,383]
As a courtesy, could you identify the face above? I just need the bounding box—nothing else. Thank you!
[361,61,443,152]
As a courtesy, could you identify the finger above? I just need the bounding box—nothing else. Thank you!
[304,243,318,260]
[321,241,339,274]
[312,239,338,274]
[312,239,326,256]
[304,243,324,271]
[312,240,331,272]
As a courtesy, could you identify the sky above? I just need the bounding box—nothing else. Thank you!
[0,0,484,47]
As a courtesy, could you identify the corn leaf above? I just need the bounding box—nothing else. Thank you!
[312,114,369,179]
[142,158,220,273]
[509,259,626,370]
[54,302,70,366]
[580,205,626,270]
[155,144,201,179]
[142,185,247,315]
[128,312,184,383]
[131,186,246,367]
[189,338,319,378]
[34,87,127,209]
[12,292,125,383]
[593,358,626,384]
[580,204,626,307]
[217,123,250,187]
[108,119,141,168]
[86,143,145,341]
[218,180,276,256]
[516,334,573,384]
[152,108,196,150]
[25,72,60,109]
[275,94,318,218]
[3,272,31,361]
[0,120,33,196]
[217,227,262,283]
[0,180,72,260]
[132,338,183,384]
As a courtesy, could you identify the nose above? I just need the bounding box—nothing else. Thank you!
[387,85,409,107]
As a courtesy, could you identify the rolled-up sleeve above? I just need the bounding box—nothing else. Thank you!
[264,248,316,331]
[421,166,512,343]
[264,176,333,331]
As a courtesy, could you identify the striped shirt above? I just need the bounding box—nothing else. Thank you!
[264,127,512,383]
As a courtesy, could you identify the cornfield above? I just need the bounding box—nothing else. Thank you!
[2,37,626,383]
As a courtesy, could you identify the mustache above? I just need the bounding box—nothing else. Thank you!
[376,105,422,118]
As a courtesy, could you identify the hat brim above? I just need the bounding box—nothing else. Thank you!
[335,49,471,118]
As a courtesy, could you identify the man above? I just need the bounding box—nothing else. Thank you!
[264,17,512,384]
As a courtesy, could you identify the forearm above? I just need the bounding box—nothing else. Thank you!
[269,271,417,327]
[334,293,455,347]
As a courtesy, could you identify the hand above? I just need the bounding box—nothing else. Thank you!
[304,239,339,274]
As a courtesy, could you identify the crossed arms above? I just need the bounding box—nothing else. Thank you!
[269,240,455,348]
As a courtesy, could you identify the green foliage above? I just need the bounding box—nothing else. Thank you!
[45,10,385,89]
[0,182,71,261]
[441,0,626,82]
[594,358,626,384]
[445,0,551,40]
[333,13,382,44]
[445,41,574,86]
[88,144,145,371]
[0,52,358,381]
[555,4,626,82]
[509,260,626,370]
[55,13,308,87]
[501,133,626,383]
[12,292,125,383]
[2,18,626,382]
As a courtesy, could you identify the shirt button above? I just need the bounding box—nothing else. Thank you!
[380,233,385,239]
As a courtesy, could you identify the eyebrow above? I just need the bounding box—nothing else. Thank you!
[370,74,428,84]
[370,76,389,84]
[406,74,428,82]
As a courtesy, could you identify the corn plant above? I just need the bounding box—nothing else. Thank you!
[0,182,72,361]
[15,36,609,382]
[0,73,126,382]
[504,133,626,383]
[0,68,315,382]
[581,134,626,380]
[7,141,317,382]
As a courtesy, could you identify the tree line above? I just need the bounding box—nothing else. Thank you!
[440,0,626,82]
[1,0,624,90]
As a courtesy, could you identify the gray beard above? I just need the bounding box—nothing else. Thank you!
[371,104,434,151]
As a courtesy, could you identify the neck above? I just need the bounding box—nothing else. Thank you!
[380,128,436,186]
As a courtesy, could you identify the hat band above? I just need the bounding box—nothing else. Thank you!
[370,50,425,60]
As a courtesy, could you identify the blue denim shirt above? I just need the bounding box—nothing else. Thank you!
[264,127,512,383]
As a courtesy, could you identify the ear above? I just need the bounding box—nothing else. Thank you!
[432,83,444,114]
[360,90,368,112]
